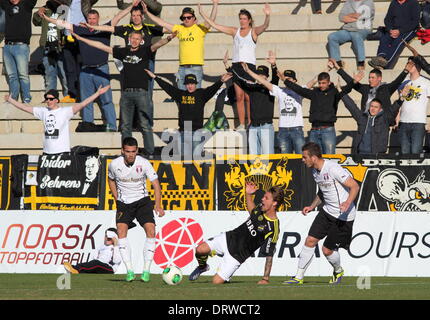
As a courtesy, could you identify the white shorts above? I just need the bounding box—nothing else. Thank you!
[206,233,241,281]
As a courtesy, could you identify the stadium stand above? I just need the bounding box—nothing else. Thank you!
[0,0,425,156]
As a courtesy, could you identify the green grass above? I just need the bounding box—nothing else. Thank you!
[0,274,429,300]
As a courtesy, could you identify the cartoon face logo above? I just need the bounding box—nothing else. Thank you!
[85,156,99,182]
[45,114,56,135]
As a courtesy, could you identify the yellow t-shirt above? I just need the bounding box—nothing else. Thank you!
[172,23,209,65]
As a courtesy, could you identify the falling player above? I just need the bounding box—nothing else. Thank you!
[189,181,283,284]
[108,137,164,282]
[284,142,359,285]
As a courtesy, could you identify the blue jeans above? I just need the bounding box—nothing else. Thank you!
[278,126,305,154]
[327,29,371,63]
[176,65,203,90]
[377,30,416,69]
[42,52,68,97]
[147,59,155,127]
[80,64,117,130]
[248,123,275,155]
[120,90,154,154]
[3,44,31,102]
[399,122,425,154]
[309,126,337,154]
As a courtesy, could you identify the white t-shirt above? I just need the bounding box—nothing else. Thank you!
[33,106,74,154]
[270,85,304,128]
[312,160,356,221]
[108,155,158,204]
[232,28,256,65]
[399,76,430,124]
[96,244,122,272]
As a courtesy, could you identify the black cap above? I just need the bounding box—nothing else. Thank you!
[43,89,59,101]
[284,70,297,81]
[184,74,198,85]
[180,7,195,19]
[256,65,269,77]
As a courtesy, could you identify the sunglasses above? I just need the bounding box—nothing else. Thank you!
[181,15,194,21]
[45,97,56,101]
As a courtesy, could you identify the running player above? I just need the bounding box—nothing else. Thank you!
[189,181,283,284]
[108,137,164,282]
[284,142,359,285]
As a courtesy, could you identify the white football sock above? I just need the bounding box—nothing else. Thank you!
[118,237,133,272]
[143,238,156,272]
[296,245,315,279]
[326,250,343,273]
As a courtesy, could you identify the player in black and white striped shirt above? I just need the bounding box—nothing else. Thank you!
[108,137,164,282]
[284,142,359,285]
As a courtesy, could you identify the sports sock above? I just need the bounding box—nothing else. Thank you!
[143,238,156,272]
[118,237,133,271]
[296,245,315,279]
[197,254,208,269]
[326,250,343,273]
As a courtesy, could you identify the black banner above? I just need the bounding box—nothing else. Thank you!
[0,157,11,210]
[23,154,101,210]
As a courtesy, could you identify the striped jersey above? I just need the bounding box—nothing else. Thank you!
[313,159,356,221]
[226,204,280,264]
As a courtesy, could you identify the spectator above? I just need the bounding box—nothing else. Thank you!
[283,61,355,154]
[368,0,420,70]
[327,0,374,71]
[64,228,122,274]
[56,0,99,103]
[335,58,412,114]
[43,9,120,132]
[145,69,232,156]
[0,0,37,104]
[4,86,111,155]
[199,4,271,131]
[87,0,165,127]
[143,0,219,90]
[241,53,279,155]
[33,1,68,100]
[72,30,175,156]
[342,72,403,154]
[405,41,430,76]
[395,57,430,154]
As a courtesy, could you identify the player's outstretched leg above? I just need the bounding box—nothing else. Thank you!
[64,262,79,274]
[324,247,344,284]
[189,243,211,281]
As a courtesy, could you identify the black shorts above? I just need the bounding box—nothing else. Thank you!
[116,196,155,226]
[308,209,354,251]
[231,62,256,89]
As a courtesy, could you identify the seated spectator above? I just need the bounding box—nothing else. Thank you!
[145,69,232,156]
[368,0,420,70]
[0,0,37,104]
[4,86,110,155]
[282,61,355,154]
[33,2,68,101]
[395,57,430,154]
[63,228,121,274]
[335,58,412,113]
[342,71,403,154]
[327,0,374,71]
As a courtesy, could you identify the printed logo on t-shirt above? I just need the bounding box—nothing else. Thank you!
[181,96,196,104]
[44,114,59,139]
[12,5,19,14]
[404,85,423,101]
[280,96,298,118]
[123,55,142,64]
[179,32,195,42]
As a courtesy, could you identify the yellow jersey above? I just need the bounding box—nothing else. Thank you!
[172,23,209,65]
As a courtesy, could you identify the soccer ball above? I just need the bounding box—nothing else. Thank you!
[162,266,183,285]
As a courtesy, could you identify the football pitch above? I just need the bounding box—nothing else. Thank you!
[0,274,429,300]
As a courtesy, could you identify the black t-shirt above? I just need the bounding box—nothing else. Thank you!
[113,46,153,90]
[226,204,280,264]
[73,22,111,66]
[155,77,223,131]
[114,24,163,60]
[1,0,37,43]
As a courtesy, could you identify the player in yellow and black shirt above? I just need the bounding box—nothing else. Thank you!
[189,181,283,284]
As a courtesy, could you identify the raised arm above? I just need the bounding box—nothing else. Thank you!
[112,0,140,26]
[198,3,236,36]
[72,85,111,114]
[242,62,273,92]
[142,1,174,32]
[202,0,219,29]
[147,69,183,101]
[4,95,34,114]
[80,22,115,33]
[253,3,271,36]
[150,32,177,52]
[72,32,113,54]
[40,10,73,31]
[245,181,258,214]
